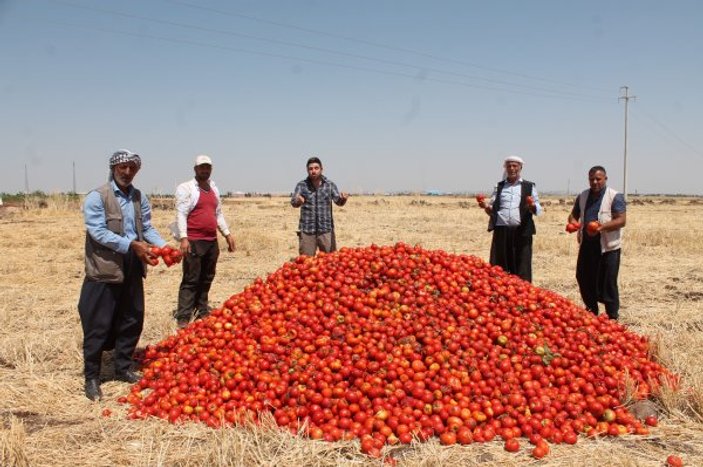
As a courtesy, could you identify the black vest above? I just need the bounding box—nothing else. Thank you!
[488,180,536,236]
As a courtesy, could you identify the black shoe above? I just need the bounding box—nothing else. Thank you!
[115,370,141,384]
[177,318,190,329]
[85,378,102,401]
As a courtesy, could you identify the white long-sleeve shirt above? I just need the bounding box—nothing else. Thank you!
[173,178,231,240]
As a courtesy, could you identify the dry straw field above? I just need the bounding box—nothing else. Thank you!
[1,194,702,466]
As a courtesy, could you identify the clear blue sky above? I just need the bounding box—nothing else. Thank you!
[1,0,701,195]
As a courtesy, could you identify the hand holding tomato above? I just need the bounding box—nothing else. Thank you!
[475,194,486,208]
[526,195,535,207]
[565,222,580,233]
[586,221,601,236]
[131,240,157,265]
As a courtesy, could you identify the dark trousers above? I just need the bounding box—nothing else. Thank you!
[78,251,144,379]
[576,240,621,319]
[489,226,533,282]
[175,239,219,321]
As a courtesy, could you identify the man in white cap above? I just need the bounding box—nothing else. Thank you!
[78,149,169,400]
[173,155,236,327]
[478,155,542,282]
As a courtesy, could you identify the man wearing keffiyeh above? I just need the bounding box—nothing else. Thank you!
[478,155,542,282]
[77,149,169,401]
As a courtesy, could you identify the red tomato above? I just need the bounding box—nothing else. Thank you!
[504,438,520,452]
[456,426,473,445]
[532,444,548,459]
[645,415,658,427]
[439,431,456,446]
[666,455,683,467]
[563,431,578,445]
[565,222,580,233]
[586,221,601,235]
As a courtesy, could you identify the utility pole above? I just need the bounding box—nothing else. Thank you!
[72,161,77,194]
[619,86,636,200]
[24,164,30,194]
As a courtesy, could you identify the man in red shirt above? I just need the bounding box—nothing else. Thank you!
[173,155,236,327]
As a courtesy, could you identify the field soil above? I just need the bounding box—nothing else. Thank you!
[1,195,702,466]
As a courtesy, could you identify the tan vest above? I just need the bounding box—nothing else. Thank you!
[577,187,622,253]
[84,183,144,283]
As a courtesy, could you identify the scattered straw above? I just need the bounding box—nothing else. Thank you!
[1,196,702,466]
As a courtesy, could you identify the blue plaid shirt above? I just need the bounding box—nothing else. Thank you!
[291,176,345,234]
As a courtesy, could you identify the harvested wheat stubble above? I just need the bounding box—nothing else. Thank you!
[1,195,702,466]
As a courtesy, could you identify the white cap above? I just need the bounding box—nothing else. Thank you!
[194,154,212,166]
[504,155,524,165]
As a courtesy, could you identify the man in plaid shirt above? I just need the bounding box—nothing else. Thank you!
[291,157,349,256]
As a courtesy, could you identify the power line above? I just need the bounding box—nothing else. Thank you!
[44,0,613,103]
[33,16,613,103]
[162,0,614,94]
[632,106,703,158]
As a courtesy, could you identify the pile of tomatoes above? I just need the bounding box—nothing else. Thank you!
[123,243,676,458]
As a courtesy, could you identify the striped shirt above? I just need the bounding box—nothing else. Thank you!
[291,176,345,234]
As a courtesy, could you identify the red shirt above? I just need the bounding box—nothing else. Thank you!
[187,188,218,241]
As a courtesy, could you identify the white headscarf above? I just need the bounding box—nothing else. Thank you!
[504,155,524,165]
[502,155,524,180]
